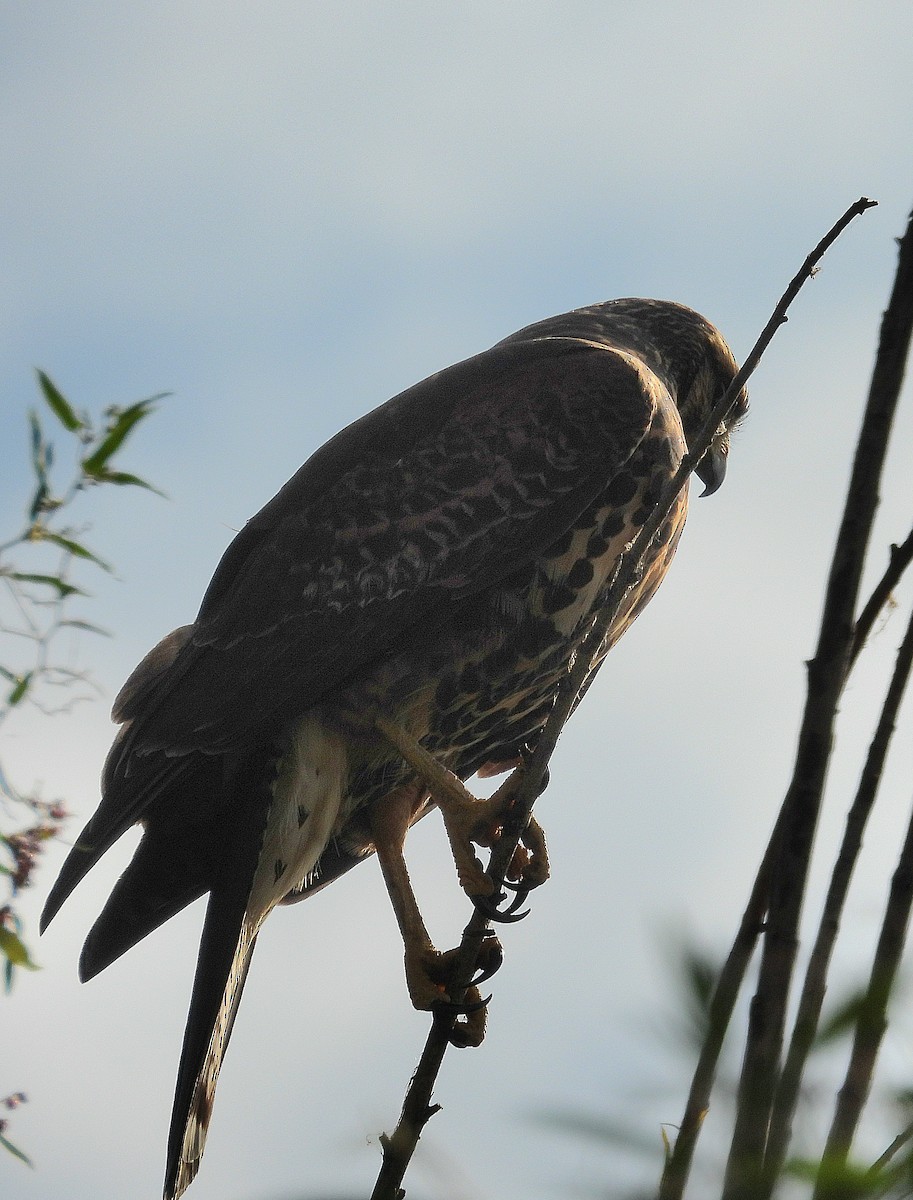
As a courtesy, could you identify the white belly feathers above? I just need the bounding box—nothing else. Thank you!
[246,711,349,927]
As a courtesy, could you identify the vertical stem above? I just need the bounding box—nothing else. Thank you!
[813,792,913,1196]
[657,819,777,1199]
[764,605,913,1187]
[722,208,913,1199]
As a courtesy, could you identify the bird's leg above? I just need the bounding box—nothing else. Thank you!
[375,715,509,897]
[374,715,550,905]
[370,783,436,1006]
[369,782,496,1047]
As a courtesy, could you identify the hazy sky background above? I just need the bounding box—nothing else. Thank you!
[2,5,913,1199]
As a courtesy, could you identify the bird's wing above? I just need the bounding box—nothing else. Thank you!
[41,336,665,931]
[126,336,662,754]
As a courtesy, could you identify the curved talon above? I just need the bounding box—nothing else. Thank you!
[501,877,527,893]
[470,939,503,987]
[488,906,530,923]
[439,984,490,1048]
[502,887,530,916]
[437,991,492,1018]
[472,892,531,923]
[506,864,546,893]
[471,960,500,987]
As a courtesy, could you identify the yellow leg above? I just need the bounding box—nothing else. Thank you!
[374,714,550,899]
[369,782,488,1046]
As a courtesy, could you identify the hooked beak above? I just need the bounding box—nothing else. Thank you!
[696,444,727,497]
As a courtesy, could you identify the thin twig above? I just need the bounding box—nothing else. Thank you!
[851,525,913,669]
[657,196,879,1200]
[722,203,913,1200]
[371,577,617,1199]
[657,554,911,1200]
[867,1118,913,1179]
[371,197,877,1200]
[812,783,913,1199]
[763,602,913,1185]
[658,815,780,1200]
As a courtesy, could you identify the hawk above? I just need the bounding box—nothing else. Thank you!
[41,298,746,1199]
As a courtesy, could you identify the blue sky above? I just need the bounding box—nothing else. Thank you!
[2,5,913,1199]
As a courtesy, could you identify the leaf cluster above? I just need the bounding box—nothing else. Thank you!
[0,371,163,1164]
[1,372,164,713]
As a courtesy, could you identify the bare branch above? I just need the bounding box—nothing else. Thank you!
[722,204,913,1200]
[657,196,880,1200]
[764,601,913,1184]
[867,1118,913,1179]
[372,197,877,1200]
[851,525,913,669]
[658,816,779,1200]
[813,778,913,1198]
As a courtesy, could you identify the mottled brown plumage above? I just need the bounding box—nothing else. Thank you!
[41,298,746,1199]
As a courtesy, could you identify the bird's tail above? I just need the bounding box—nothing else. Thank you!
[163,712,351,1199]
[164,889,259,1200]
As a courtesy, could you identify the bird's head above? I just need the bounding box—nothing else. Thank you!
[674,314,749,497]
[591,298,748,496]
[499,296,748,495]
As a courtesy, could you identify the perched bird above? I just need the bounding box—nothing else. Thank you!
[42,298,747,1199]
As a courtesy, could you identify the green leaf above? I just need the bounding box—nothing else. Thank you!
[0,1131,34,1168]
[0,928,39,970]
[36,370,84,432]
[530,1109,661,1155]
[28,409,43,470]
[28,480,50,521]
[5,572,85,598]
[6,673,32,706]
[787,1154,882,1193]
[81,394,165,475]
[27,411,50,517]
[815,984,894,1046]
[82,467,165,495]
[59,618,110,637]
[35,532,112,572]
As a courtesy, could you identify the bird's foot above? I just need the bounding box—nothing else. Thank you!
[374,715,551,904]
[404,932,503,1047]
[448,777,549,916]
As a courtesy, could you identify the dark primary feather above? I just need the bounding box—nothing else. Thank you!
[78,753,217,980]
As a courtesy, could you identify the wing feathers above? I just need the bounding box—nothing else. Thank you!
[42,337,660,936]
[33,300,733,1200]
[131,342,659,755]
[41,626,197,934]
[79,820,212,981]
[40,753,194,933]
